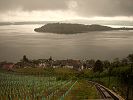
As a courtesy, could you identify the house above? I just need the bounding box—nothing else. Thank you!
[63,65,73,69]
[2,63,14,70]
[51,59,83,70]
[38,63,46,68]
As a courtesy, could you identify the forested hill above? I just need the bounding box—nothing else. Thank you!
[34,23,133,34]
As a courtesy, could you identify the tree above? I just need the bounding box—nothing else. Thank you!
[113,58,120,67]
[23,55,29,62]
[86,59,95,68]
[121,58,128,66]
[93,60,103,72]
[126,54,133,100]
[127,54,133,63]
[49,56,52,61]
[108,65,113,87]
[103,60,110,69]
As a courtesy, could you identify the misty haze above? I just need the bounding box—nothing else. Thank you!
[0,0,133,100]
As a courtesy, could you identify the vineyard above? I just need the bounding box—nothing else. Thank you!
[0,71,76,100]
[0,70,100,100]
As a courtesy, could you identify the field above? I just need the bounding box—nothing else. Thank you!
[0,69,100,100]
[64,80,100,100]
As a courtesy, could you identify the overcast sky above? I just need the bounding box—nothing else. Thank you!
[0,0,133,21]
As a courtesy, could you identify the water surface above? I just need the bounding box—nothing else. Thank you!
[0,24,133,62]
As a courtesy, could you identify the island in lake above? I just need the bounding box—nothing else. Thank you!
[34,23,133,34]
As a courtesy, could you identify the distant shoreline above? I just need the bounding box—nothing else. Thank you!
[0,21,133,28]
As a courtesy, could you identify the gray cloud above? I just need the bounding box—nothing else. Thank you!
[0,0,68,12]
[0,0,133,17]
[75,0,133,17]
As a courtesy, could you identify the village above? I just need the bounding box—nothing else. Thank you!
[0,55,132,99]
[0,55,95,71]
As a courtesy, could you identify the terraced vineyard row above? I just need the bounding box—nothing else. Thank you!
[0,72,77,100]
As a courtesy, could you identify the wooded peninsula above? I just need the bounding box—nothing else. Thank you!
[34,23,133,34]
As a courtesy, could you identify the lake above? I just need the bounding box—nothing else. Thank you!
[0,24,133,62]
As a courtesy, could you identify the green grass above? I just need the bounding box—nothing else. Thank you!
[64,80,100,100]
[13,67,47,75]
